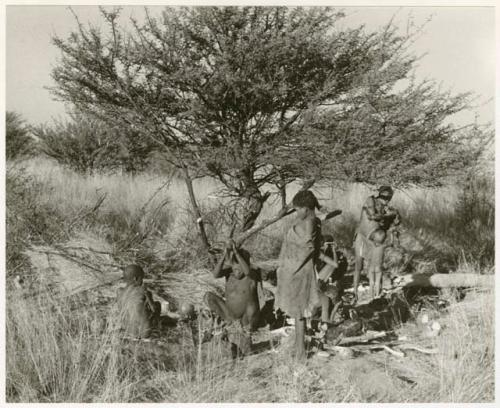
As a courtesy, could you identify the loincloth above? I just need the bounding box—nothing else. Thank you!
[224,320,252,355]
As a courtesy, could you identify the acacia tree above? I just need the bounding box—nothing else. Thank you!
[50,6,485,249]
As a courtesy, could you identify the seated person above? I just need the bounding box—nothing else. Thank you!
[204,241,262,358]
[316,234,348,325]
[116,264,160,339]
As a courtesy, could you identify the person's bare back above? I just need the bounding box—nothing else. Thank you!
[116,264,160,338]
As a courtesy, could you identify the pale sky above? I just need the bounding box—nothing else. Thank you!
[5,5,495,126]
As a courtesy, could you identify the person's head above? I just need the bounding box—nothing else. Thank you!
[370,229,387,246]
[123,264,145,286]
[377,185,394,203]
[321,234,335,248]
[179,302,196,320]
[321,234,335,256]
[227,246,251,278]
[292,190,320,218]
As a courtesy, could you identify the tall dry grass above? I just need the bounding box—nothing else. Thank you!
[14,156,494,268]
[6,281,494,402]
[6,157,494,402]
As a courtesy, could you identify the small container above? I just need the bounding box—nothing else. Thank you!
[160,300,170,315]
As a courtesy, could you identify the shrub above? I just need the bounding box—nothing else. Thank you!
[6,111,33,159]
[34,114,157,174]
[6,286,174,402]
[454,173,494,267]
[397,173,494,269]
[6,168,62,277]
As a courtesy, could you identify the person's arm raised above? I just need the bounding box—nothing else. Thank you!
[301,216,320,250]
[364,197,384,221]
[232,242,251,277]
[212,247,231,278]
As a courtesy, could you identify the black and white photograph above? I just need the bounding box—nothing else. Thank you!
[4,2,495,403]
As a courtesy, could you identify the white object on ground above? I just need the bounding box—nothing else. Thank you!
[159,300,170,315]
[431,321,441,332]
[398,344,438,354]
[270,326,294,337]
[316,351,330,358]
[331,346,355,358]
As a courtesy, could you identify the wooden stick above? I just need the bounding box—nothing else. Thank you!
[373,345,405,358]
[395,273,493,288]
[336,331,387,345]
[398,344,438,354]
[233,178,316,246]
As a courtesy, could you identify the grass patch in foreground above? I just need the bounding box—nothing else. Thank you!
[6,282,494,403]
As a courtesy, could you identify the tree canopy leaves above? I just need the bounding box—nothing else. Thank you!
[51,6,488,230]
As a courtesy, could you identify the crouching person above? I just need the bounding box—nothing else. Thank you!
[116,264,160,339]
[316,234,348,325]
[204,240,261,359]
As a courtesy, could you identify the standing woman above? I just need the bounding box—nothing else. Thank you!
[275,190,326,360]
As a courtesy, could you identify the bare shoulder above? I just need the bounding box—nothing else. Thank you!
[364,195,376,206]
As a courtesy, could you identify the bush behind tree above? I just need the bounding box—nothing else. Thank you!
[34,113,157,174]
[6,168,61,276]
[6,111,34,159]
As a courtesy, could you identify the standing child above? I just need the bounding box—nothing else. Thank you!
[204,241,262,358]
[275,190,337,360]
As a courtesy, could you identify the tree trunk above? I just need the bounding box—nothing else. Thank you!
[279,183,287,209]
[181,167,211,253]
[396,273,493,288]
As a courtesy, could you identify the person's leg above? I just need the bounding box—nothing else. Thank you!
[230,342,239,360]
[204,292,234,322]
[368,265,375,300]
[319,293,331,323]
[353,255,364,302]
[353,235,364,303]
[374,267,383,297]
[294,317,306,360]
[371,245,385,298]
[241,302,260,332]
[152,300,161,322]
[329,299,343,322]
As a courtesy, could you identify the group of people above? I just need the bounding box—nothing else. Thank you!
[116,185,402,361]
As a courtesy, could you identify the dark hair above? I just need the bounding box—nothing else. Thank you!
[322,234,335,244]
[378,185,394,198]
[123,264,145,282]
[292,190,320,210]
